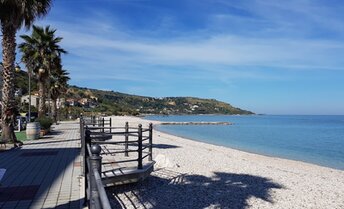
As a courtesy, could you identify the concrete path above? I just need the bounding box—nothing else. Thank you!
[0,121,83,209]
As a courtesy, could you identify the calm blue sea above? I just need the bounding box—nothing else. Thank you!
[145,115,344,170]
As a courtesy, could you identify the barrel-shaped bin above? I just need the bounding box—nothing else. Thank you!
[26,122,41,140]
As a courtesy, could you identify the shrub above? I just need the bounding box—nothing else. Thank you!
[36,116,53,130]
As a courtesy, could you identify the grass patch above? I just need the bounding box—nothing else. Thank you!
[15,131,27,141]
[0,131,28,142]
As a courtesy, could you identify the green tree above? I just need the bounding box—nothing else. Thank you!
[19,25,66,117]
[0,0,51,143]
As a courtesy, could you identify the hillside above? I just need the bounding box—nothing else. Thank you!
[10,70,254,115]
[66,86,254,115]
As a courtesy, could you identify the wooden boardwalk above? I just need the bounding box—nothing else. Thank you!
[0,121,83,209]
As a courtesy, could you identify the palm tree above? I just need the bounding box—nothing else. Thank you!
[19,25,66,118]
[49,59,69,124]
[50,69,69,124]
[0,0,51,143]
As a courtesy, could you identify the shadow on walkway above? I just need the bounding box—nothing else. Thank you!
[24,138,80,146]
[44,130,63,136]
[38,198,82,209]
[108,168,284,209]
[0,127,81,209]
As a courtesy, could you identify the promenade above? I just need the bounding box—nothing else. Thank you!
[0,121,83,209]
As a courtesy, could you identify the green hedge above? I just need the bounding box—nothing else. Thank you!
[36,116,53,130]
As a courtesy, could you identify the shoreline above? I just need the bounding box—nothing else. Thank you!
[107,116,344,209]
[159,121,233,125]
[113,115,343,171]
[154,125,343,172]
[149,117,343,171]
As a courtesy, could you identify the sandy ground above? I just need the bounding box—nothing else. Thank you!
[106,116,344,209]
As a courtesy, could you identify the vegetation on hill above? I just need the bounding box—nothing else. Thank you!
[12,71,254,116]
[67,86,254,115]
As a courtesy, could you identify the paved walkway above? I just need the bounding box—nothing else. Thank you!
[0,121,83,209]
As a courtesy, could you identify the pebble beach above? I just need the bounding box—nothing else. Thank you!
[107,116,344,209]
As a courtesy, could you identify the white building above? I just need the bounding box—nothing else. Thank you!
[56,98,65,109]
[21,95,39,108]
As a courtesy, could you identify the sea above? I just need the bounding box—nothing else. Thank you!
[145,115,344,170]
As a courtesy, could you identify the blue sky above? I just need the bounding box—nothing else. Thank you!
[9,0,344,114]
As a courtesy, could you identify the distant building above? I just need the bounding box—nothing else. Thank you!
[78,98,89,106]
[191,105,199,111]
[66,98,79,107]
[56,98,66,109]
[90,96,98,101]
[167,101,176,106]
[21,95,39,107]
[15,89,22,97]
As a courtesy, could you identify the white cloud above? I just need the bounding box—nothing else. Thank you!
[57,25,344,71]
[9,0,344,86]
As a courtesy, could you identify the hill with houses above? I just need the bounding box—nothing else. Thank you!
[64,86,254,115]
[9,70,254,116]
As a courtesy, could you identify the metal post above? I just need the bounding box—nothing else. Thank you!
[109,118,112,133]
[28,69,31,122]
[85,128,91,145]
[90,144,102,174]
[17,119,21,132]
[84,128,90,206]
[149,123,153,161]
[125,122,129,157]
[80,118,85,174]
[89,144,102,209]
[102,118,105,133]
[138,124,143,169]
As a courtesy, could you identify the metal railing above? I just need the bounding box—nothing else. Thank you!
[80,116,111,209]
[80,115,154,209]
[85,143,112,209]
[82,116,153,170]
[82,116,112,133]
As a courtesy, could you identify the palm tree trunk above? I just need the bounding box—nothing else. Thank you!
[52,98,57,124]
[47,79,51,117]
[38,80,46,117]
[1,24,19,144]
